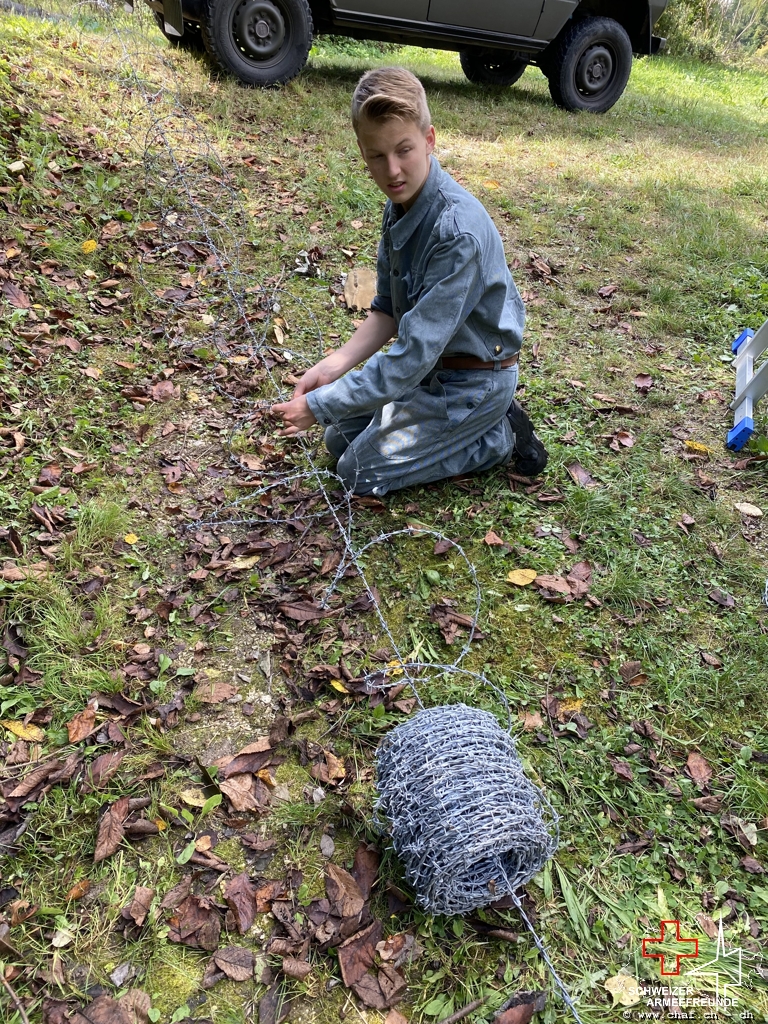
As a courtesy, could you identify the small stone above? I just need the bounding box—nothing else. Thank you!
[311,787,325,805]
[109,962,134,987]
[735,502,763,518]
[319,834,335,858]
[7,160,25,174]
[271,784,291,803]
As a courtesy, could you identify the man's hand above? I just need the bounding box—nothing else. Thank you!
[273,311,395,439]
[271,394,317,436]
[293,360,342,397]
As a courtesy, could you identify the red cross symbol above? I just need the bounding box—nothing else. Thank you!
[642,920,699,975]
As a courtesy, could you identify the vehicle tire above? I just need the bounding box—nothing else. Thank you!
[154,11,207,53]
[459,48,528,87]
[546,16,632,113]
[202,0,313,86]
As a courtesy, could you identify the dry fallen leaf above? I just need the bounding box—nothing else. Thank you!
[2,281,31,307]
[740,856,764,874]
[700,651,723,669]
[351,842,380,901]
[150,379,176,402]
[219,773,270,813]
[385,1011,409,1024]
[343,268,377,311]
[566,461,597,488]
[338,921,381,987]
[282,958,312,980]
[228,555,261,571]
[691,795,722,813]
[484,529,505,546]
[66,879,92,901]
[597,283,619,299]
[507,568,537,586]
[684,439,714,455]
[225,873,258,935]
[495,991,547,1023]
[1,720,45,742]
[609,429,635,451]
[533,574,572,596]
[612,760,634,783]
[734,502,763,518]
[519,711,544,731]
[604,973,640,1006]
[634,373,653,393]
[618,660,648,686]
[193,679,238,703]
[0,562,50,582]
[686,751,713,788]
[325,863,365,919]
[94,796,130,864]
[179,788,208,807]
[67,701,97,743]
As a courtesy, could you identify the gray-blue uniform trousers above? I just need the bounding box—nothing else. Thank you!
[306,157,525,496]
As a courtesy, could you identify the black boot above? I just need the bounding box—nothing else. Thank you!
[506,399,548,476]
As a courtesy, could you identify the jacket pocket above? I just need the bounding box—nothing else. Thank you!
[438,370,495,429]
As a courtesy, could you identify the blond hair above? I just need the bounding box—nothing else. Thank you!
[351,67,431,134]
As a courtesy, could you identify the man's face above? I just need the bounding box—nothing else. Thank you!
[356,116,435,211]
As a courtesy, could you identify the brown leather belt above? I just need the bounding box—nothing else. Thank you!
[440,353,519,370]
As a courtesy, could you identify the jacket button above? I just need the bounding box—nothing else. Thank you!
[396,306,400,314]
[466,402,474,409]
[393,269,399,276]
[494,344,502,354]
[323,418,331,425]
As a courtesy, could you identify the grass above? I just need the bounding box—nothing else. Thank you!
[0,5,768,1024]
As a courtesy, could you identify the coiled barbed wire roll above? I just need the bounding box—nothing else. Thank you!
[375,704,559,916]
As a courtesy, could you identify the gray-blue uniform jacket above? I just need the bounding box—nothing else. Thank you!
[305,157,524,495]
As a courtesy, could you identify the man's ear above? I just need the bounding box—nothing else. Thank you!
[425,125,436,155]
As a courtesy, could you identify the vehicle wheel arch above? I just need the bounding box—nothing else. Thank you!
[570,0,654,53]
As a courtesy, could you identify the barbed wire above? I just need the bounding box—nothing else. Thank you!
[5,5,583,1019]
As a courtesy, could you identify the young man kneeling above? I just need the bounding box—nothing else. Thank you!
[273,67,546,495]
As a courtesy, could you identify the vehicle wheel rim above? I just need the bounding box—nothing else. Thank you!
[232,0,287,60]
[575,43,614,96]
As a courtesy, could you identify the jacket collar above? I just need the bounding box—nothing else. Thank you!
[387,156,442,250]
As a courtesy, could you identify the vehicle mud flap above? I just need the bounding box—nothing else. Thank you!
[163,0,184,36]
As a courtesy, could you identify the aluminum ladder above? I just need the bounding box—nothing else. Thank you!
[727,320,768,450]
